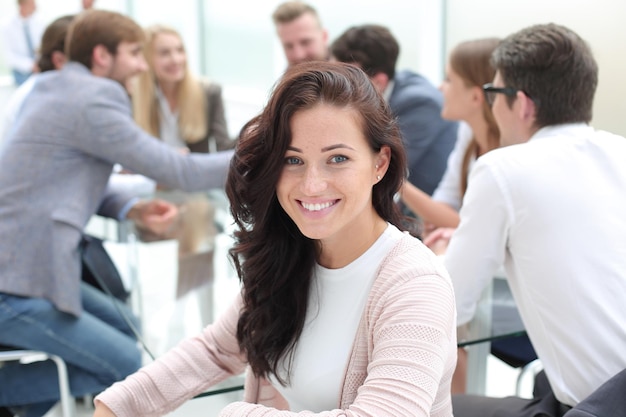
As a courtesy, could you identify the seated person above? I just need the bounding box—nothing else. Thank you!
[432,23,626,417]
[0,10,232,416]
[399,37,501,238]
[132,24,234,154]
[93,61,457,417]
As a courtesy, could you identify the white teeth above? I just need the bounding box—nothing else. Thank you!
[302,201,334,211]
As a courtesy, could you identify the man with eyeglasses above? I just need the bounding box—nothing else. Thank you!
[427,23,626,417]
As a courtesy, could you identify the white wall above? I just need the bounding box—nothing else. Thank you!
[445,0,626,136]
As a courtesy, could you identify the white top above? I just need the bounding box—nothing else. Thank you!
[1,12,44,73]
[445,123,626,406]
[273,223,404,412]
[155,86,186,149]
[431,121,474,210]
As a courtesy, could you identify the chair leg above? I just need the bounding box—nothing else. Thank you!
[0,350,75,417]
[516,359,543,396]
[49,354,75,417]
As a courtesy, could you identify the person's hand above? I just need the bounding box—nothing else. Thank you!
[93,401,117,417]
[421,220,437,239]
[422,227,456,256]
[126,199,179,236]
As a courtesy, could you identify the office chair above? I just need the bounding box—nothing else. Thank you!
[0,347,75,417]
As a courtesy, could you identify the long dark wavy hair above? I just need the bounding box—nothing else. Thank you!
[225,61,408,384]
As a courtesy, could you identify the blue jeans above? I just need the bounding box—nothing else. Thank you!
[11,69,31,87]
[0,283,142,417]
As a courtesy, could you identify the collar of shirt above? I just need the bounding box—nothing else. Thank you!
[531,123,592,142]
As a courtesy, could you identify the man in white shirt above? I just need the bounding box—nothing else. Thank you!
[1,0,44,86]
[439,23,626,416]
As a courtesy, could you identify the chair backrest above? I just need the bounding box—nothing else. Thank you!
[0,348,75,417]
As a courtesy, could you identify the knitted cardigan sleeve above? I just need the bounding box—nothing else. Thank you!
[219,235,457,417]
[95,294,247,417]
[95,235,456,417]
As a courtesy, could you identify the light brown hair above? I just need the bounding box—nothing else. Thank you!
[66,9,144,69]
[272,1,320,26]
[449,38,501,195]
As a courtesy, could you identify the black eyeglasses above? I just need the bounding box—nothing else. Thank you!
[483,83,518,106]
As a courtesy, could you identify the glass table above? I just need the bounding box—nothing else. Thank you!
[192,278,528,400]
[459,276,528,394]
[89,190,527,400]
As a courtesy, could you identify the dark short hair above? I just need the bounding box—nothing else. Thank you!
[66,9,144,69]
[491,23,598,127]
[37,15,75,72]
[330,24,399,79]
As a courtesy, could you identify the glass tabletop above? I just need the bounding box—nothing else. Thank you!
[458,276,526,348]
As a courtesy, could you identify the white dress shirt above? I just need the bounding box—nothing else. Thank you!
[1,12,44,73]
[445,123,626,406]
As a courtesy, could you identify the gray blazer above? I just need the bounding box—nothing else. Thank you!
[0,62,233,316]
[187,81,235,153]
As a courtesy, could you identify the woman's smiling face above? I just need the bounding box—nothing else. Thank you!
[276,103,389,247]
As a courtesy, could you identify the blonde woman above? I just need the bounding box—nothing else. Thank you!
[400,38,501,236]
[131,25,234,311]
[132,24,234,154]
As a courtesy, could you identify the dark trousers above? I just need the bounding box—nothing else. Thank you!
[452,371,571,417]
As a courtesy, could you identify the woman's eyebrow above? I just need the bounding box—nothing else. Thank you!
[286,144,356,153]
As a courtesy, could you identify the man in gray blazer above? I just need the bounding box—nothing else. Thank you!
[330,24,458,198]
[0,10,233,416]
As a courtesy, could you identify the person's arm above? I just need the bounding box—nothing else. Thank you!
[75,81,233,192]
[125,199,178,236]
[94,295,247,417]
[400,181,460,228]
[96,183,178,236]
[444,157,511,326]
[220,260,456,416]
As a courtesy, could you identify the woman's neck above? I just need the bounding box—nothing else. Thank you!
[158,81,179,112]
[317,215,388,269]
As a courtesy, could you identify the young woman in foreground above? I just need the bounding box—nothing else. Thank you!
[93,61,457,417]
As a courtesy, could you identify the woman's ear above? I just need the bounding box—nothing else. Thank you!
[375,146,391,180]
[471,85,484,105]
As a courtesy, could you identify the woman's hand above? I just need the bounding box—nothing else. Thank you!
[92,401,117,417]
[422,227,456,256]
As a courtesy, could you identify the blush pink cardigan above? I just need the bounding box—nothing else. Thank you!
[96,233,457,416]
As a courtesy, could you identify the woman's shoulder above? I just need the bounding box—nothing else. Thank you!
[198,77,223,94]
[378,232,452,287]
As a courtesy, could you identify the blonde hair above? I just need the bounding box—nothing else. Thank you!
[132,24,207,144]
